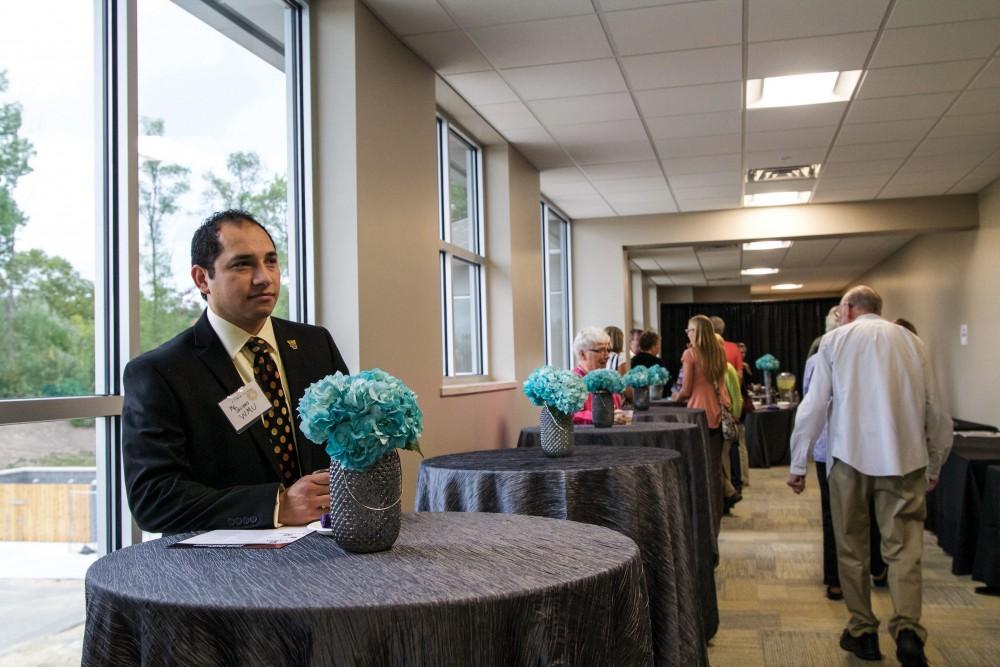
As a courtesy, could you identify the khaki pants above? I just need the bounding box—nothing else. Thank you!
[737,424,750,486]
[828,460,927,641]
[721,438,737,498]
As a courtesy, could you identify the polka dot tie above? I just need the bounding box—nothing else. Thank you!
[246,336,300,483]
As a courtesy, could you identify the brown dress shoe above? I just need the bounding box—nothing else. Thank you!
[896,629,928,667]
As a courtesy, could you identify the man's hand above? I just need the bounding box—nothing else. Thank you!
[787,474,806,494]
[277,471,330,526]
[926,477,938,494]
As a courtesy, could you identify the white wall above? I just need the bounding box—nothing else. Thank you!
[858,180,1000,424]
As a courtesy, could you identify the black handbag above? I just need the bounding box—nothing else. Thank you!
[714,381,739,442]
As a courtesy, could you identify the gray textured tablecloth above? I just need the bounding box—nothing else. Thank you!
[415,446,707,667]
[746,406,796,468]
[83,512,652,667]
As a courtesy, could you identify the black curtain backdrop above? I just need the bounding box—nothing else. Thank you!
[659,297,840,390]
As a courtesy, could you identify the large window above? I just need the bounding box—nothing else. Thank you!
[542,201,572,368]
[0,1,311,661]
[437,117,486,377]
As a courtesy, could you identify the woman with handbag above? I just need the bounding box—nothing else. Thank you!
[672,315,733,530]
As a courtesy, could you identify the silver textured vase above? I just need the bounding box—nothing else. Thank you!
[327,449,401,553]
[649,384,664,401]
[591,391,614,428]
[764,370,774,405]
[539,405,574,457]
[633,385,650,410]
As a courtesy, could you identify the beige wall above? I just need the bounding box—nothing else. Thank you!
[573,196,978,332]
[312,1,544,508]
[858,180,1000,424]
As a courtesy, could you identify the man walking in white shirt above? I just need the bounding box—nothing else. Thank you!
[787,286,952,667]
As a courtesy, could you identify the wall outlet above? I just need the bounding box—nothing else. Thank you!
[960,323,968,346]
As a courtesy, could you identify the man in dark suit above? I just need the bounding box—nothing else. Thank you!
[123,210,349,533]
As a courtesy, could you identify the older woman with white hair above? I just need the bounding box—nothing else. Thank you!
[572,326,627,425]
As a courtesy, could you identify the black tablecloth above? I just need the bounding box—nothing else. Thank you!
[973,465,1000,588]
[954,418,999,432]
[416,446,708,667]
[83,512,652,666]
[931,437,1000,575]
[745,406,796,468]
[517,421,717,645]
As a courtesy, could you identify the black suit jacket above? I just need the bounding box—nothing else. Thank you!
[123,312,349,533]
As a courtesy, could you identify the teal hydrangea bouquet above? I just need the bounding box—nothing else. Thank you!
[646,365,671,386]
[583,369,625,394]
[755,354,780,372]
[523,366,587,416]
[623,365,651,388]
[298,369,423,471]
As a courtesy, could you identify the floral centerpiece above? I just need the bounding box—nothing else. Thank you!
[623,366,653,410]
[584,369,624,427]
[755,354,780,405]
[646,365,671,400]
[523,366,587,457]
[298,369,423,552]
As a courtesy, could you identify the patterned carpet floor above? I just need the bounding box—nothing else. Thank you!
[708,467,1000,666]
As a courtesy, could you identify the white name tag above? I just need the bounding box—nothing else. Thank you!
[218,380,273,433]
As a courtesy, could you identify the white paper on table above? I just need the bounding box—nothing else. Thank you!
[169,526,315,549]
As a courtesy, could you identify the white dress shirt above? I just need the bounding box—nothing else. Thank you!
[789,314,952,479]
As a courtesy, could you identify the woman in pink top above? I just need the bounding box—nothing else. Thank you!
[571,326,625,425]
[672,314,733,522]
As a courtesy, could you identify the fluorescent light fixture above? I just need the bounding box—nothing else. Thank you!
[743,191,811,207]
[743,240,792,251]
[772,283,803,290]
[746,70,863,109]
[741,267,779,276]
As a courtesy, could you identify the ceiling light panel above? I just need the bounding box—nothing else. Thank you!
[743,191,811,207]
[771,283,803,290]
[741,267,780,275]
[746,70,863,109]
[743,240,792,251]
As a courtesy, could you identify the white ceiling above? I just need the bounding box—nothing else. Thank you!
[363,0,1000,219]
[629,234,914,295]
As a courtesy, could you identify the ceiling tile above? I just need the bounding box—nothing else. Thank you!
[931,113,1000,138]
[950,88,1000,116]
[951,161,1000,193]
[887,0,1000,28]
[655,134,741,158]
[973,58,1000,89]
[502,59,627,100]
[697,246,740,271]
[818,174,891,190]
[676,197,741,212]
[517,145,576,169]
[649,247,701,271]
[857,60,983,98]
[749,0,889,41]
[662,153,742,175]
[442,0,594,28]
[811,188,883,203]
[404,31,492,74]
[631,257,660,271]
[828,140,918,162]
[599,0,693,10]
[887,170,967,187]
[635,82,742,116]
[837,118,936,145]
[605,0,741,57]
[845,92,957,122]
[898,153,987,172]
[747,32,876,79]
[877,182,950,199]
[664,271,707,286]
[869,20,1000,69]
[672,184,743,199]
[646,111,741,139]
[363,0,456,36]
[549,119,648,144]
[583,160,663,180]
[470,15,612,68]
[746,126,838,152]
[474,101,541,131]
[825,235,911,263]
[559,201,616,218]
[915,134,1000,157]
[541,179,600,197]
[540,167,589,185]
[821,159,904,177]
[780,239,837,267]
[443,71,520,104]
[594,176,669,194]
[745,147,828,167]
[622,45,741,90]
[564,140,657,164]
[747,103,847,132]
[606,190,678,215]
[668,170,741,188]
[528,92,638,125]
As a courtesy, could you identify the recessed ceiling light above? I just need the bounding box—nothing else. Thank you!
[772,283,803,290]
[743,240,792,251]
[746,70,863,109]
[744,191,811,207]
[741,267,780,276]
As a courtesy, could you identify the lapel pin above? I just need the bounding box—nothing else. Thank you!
[286,339,298,350]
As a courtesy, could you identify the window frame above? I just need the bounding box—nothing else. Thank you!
[541,199,573,369]
[437,115,488,378]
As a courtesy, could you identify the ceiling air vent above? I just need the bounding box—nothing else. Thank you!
[746,163,821,183]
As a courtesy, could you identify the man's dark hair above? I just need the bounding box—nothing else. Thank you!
[191,209,275,276]
[638,330,660,352]
[894,318,918,335]
[630,328,643,338]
